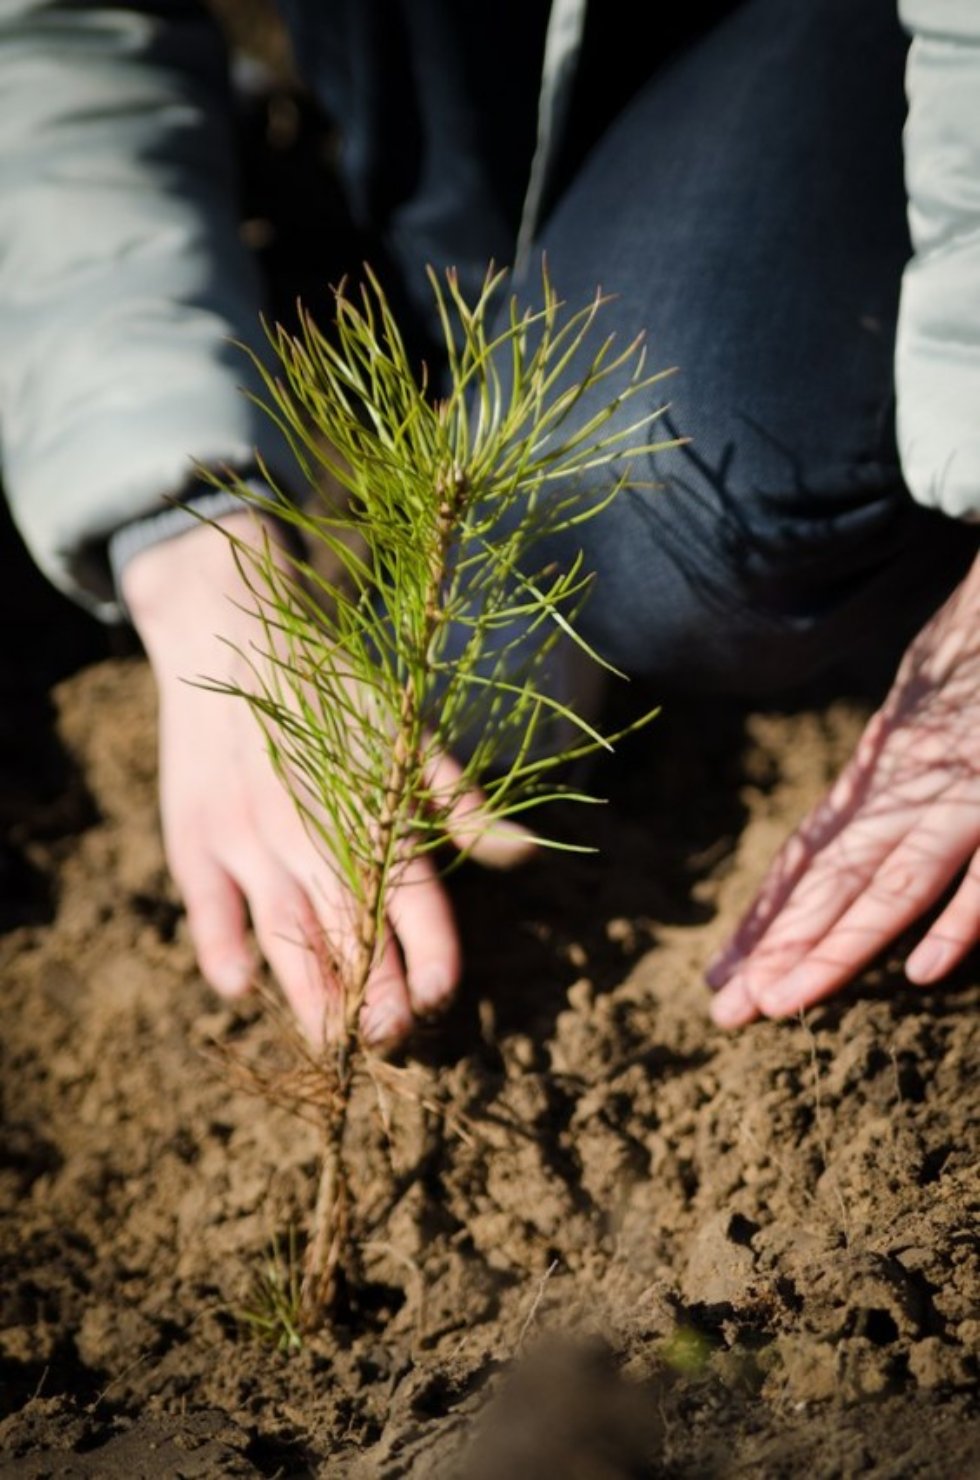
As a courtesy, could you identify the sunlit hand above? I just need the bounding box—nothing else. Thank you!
[707,549,980,1028]
[124,512,532,1047]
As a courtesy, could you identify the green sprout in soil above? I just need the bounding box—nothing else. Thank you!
[206,264,675,1332]
[236,1226,304,1353]
[661,1324,713,1378]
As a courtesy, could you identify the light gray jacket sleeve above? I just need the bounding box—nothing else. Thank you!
[897,1,980,521]
[0,1,290,618]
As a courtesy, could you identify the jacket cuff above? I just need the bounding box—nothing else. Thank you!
[108,479,277,618]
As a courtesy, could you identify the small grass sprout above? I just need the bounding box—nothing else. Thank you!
[236,1227,304,1354]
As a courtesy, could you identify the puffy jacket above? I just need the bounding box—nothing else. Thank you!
[0,0,976,619]
[0,0,286,616]
[896,1,980,525]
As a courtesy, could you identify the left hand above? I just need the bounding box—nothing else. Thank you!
[124,512,532,1050]
[707,549,980,1028]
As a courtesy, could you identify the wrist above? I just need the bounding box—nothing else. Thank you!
[108,489,251,602]
[123,510,279,658]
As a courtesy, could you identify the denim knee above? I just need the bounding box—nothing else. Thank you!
[540,445,980,698]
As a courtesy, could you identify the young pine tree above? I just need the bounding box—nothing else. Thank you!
[205,266,674,1330]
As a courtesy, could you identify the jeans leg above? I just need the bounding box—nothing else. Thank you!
[278,0,552,355]
[527,0,979,696]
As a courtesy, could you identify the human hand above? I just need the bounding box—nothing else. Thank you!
[707,551,980,1028]
[123,512,532,1048]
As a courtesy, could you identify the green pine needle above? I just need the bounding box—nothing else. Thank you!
[203,264,674,932]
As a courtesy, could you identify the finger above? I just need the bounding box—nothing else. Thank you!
[706,711,890,989]
[718,815,906,1006]
[706,794,860,989]
[174,852,253,998]
[705,827,824,989]
[263,818,415,1048]
[359,928,414,1048]
[251,858,413,1049]
[708,734,942,997]
[386,854,461,1014]
[236,783,418,1048]
[906,850,980,984]
[709,972,760,1030]
[708,795,907,996]
[747,805,980,1017]
[244,864,337,1046]
[423,750,536,869]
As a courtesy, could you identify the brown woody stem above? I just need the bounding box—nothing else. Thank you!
[299,465,466,1327]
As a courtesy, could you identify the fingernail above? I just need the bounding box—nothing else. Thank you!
[212,959,252,997]
[756,964,819,1016]
[709,981,757,1029]
[410,964,453,1011]
[906,939,946,984]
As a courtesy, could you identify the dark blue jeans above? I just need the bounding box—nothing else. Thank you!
[283,0,980,697]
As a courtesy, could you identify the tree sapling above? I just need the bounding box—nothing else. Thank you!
[205,265,674,1331]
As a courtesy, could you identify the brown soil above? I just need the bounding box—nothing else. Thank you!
[2,13,978,1469]
[1,537,978,1476]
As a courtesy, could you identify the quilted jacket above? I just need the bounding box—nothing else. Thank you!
[0,0,976,617]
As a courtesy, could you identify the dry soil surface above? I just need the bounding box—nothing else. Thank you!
[1,571,977,1477]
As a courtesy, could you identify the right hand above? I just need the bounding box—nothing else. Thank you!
[123,512,532,1048]
[707,548,980,1027]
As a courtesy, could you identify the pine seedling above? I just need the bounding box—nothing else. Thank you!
[206,264,676,1330]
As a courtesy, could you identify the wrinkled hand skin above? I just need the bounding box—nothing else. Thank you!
[708,549,980,1028]
[123,513,532,1050]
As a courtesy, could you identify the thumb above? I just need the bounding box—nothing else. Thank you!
[423,748,537,869]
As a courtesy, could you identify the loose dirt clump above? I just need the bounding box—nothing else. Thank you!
[1,599,977,1476]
